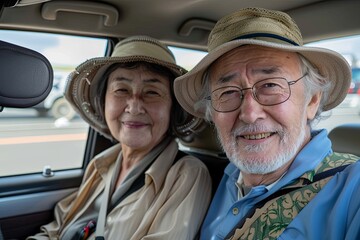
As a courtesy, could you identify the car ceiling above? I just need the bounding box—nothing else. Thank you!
[0,0,360,51]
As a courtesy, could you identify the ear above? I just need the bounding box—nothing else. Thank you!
[306,91,322,120]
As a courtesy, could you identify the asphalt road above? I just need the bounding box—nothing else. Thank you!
[0,108,89,176]
[1,106,359,177]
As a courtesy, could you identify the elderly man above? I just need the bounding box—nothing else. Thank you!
[174,7,360,240]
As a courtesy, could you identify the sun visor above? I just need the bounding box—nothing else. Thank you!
[0,40,53,108]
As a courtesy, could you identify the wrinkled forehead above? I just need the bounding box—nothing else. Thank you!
[106,65,172,93]
[208,45,302,78]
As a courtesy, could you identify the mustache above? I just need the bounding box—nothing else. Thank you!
[232,124,284,137]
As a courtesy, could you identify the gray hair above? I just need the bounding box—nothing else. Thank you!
[195,53,332,125]
[298,55,332,126]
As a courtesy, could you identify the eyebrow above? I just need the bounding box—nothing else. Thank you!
[217,73,237,84]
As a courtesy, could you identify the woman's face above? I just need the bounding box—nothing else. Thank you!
[105,65,172,154]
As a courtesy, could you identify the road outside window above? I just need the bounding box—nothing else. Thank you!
[0,30,108,177]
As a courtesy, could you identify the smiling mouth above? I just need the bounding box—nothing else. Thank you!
[242,132,275,140]
[123,120,145,125]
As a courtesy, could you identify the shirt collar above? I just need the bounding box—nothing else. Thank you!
[93,143,122,177]
[236,170,287,199]
[283,129,332,183]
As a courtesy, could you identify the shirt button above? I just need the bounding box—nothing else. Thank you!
[232,207,239,215]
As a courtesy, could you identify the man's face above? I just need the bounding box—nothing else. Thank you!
[209,45,321,174]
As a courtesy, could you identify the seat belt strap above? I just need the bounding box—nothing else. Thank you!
[225,164,351,240]
[95,150,185,239]
[95,164,115,238]
[107,150,186,213]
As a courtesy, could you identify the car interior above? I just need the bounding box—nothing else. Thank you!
[0,0,360,239]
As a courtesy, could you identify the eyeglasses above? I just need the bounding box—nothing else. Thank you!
[206,74,307,113]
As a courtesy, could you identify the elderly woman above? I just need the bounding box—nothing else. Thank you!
[27,36,211,240]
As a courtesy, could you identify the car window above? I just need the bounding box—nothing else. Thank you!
[0,30,108,177]
[169,46,207,71]
[1,30,359,177]
[0,31,207,178]
[307,35,360,131]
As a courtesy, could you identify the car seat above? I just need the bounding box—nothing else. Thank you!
[328,123,360,157]
[178,122,229,196]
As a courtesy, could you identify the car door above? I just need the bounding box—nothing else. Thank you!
[0,30,110,239]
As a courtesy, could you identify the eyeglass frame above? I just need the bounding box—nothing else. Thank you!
[205,73,308,113]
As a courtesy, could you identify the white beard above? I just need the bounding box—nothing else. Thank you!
[217,121,307,174]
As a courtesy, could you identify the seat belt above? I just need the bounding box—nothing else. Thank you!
[108,150,186,214]
[95,164,114,240]
[225,164,350,240]
[95,150,185,239]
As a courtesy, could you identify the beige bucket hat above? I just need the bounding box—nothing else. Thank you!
[65,35,187,139]
[174,7,351,118]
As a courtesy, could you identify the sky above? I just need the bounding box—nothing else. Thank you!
[0,30,107,69]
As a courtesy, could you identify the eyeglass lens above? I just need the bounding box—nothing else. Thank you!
[210,77,295,112]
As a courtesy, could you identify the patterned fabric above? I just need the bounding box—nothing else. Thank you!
[229,152,359,240]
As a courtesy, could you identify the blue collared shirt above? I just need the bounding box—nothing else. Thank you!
[201,129,360,240]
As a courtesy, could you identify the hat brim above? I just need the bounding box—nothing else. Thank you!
[174,39,351,118]
[65,55,186,140]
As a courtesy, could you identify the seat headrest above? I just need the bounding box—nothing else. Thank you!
[178,122,225,157]
[328,123,360,157]
[0,40,53,108]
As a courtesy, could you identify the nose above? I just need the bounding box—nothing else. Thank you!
[238,90,266,123]
[125,95,145,115]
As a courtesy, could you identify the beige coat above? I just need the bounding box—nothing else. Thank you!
[28,140,211,240]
